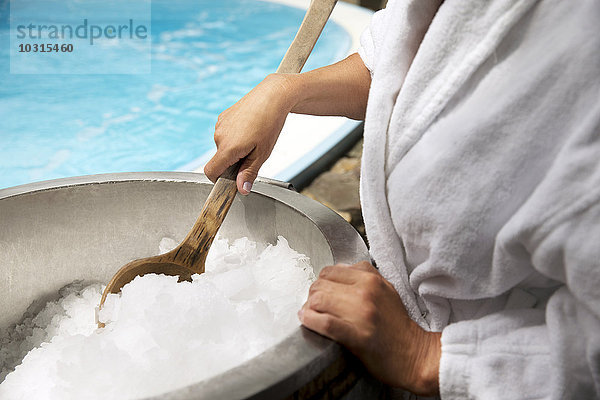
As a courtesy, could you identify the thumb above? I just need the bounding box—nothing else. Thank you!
[236,152,263,195]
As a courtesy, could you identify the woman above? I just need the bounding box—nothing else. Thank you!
[204,0,600,398]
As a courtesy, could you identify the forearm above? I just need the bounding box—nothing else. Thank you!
[279,53,371,120]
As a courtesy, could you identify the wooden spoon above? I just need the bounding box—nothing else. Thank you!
[98,0,339,323]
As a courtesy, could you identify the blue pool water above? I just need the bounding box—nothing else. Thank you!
[0,0,350,189]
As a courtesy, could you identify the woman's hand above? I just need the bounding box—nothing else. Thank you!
[204,73,297,194]
[204,53,371,194]
[299,261,441,396]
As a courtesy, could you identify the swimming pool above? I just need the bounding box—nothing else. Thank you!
[0,0,371,189]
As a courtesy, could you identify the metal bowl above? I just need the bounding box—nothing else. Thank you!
[0,172,380,399]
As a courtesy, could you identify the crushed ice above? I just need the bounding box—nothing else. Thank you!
[0,236,314,399]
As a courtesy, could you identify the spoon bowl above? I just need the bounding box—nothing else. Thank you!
[100,260,194,302]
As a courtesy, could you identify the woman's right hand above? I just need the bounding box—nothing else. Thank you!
[204,53,371,195]
[204,73,298,194]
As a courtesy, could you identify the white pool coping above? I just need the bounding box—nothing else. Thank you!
[181,0,373,182]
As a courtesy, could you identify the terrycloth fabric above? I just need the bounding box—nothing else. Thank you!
[358,0,600,399]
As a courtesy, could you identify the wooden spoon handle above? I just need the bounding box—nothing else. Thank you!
[170,161,240,273]
[277,0,337,74]
[172,0,338,274]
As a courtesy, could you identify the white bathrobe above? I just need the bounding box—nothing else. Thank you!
[357,0,600,398]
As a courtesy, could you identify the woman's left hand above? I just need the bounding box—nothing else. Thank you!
[299,261,441,396]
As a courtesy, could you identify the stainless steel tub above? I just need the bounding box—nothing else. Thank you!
[0,172,381,399]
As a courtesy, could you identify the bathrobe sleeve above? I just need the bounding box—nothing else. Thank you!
[440,106,600,399]
[357,6,386,74]
[358,0,442,76]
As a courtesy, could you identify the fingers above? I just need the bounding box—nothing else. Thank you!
[352,260,378,273]
[318,261,377,284]
[299,261,387,360]
[204,146,266,195]
[299,308,357,348]
[205,113,251,183]
[307,279,355,318]
[204,149,239,183]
